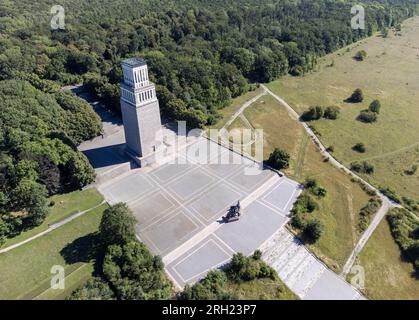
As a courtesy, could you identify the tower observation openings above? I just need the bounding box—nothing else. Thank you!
[120,58,163,159]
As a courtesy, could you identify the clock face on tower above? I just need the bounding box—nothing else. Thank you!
[120,58,163,159]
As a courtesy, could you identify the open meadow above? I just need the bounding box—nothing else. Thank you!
[267,17,419,204]
[224,94,373,272]
[355,217,418,300]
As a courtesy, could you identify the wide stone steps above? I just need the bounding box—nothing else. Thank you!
[278,246,310,280]
[260,228,327,299]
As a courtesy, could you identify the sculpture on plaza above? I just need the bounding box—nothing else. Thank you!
[223,201,241,223]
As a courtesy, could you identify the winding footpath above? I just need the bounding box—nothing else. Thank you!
[238,84,404,277]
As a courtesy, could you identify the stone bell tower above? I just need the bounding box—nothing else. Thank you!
[120,58,163,165]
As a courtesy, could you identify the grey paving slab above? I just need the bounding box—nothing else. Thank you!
[167,169,216,201]
[187,183,243,223]
[140,209,203,255]
[184,139,226,164]
[167,235,234,286]
[131,191,176,228]
[229,168,275,193]
[262,179,301,213]
[150,162,196,184]
[203,163,245,179]
[100,172,155,204]
[303,269,361,300]
[215,201,287,255]
[214,147,254,166]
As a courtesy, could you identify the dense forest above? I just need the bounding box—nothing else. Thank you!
[0,0,418,243]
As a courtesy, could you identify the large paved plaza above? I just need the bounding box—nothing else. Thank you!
[80,120,363,299]
[97,138,300,286]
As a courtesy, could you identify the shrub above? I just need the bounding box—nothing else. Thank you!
[313,187,327,198]
[369,100,381,114]
[354,50,367,61]
[348,88,364,103]
[306,197,319,212]
[404,164,417,176]
[302,106,324,121]
[180,270,233,300]
[350,161,375,174]
[358,110,377,123]
[353,142,366,153]
[387,208,419,272]
[358,198,382,232]
[252,250,262,260]
[324,106,340,120]
[303,220,324,243]
[227,252,276,282]
[304,178,318,189]
[69,277,115,300]
[326,146,334,153]
[266,148,290,170]
[304,178,327,198]
[293,193,319,213]
[402,197,418,213]
[291,213,306,229]
[379,187,402,204]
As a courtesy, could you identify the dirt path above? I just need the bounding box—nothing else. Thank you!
[341,198,392,276]
[257,85,403,277]
[221,89,267,132]
[0,201,106,254]
[349,141,419,165]
[294,131,309,179]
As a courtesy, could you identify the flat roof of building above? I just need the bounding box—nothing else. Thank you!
[122,57,146,68]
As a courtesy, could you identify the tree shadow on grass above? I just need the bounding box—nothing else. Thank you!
[60,232,107,275]
[399,250,419,280]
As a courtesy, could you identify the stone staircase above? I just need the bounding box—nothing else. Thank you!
[260,228,327,299]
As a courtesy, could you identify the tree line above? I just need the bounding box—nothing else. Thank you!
[1,0,416,128]
[0,81,102,244]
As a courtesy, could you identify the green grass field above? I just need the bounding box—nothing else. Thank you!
[2,188,104,248]
[267,17,419,202]
[224,94,372,272]
[355,217,419,300]
[210,86,264,130]
[0,203,108,300]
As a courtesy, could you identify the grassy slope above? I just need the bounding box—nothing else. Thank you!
[227,278,298,300]
[355,218,419,299]
[210,87,264,130]
[267,17,419,202]
[225,95,371,272]
[0,203,108,300]
[3,188,104,248]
